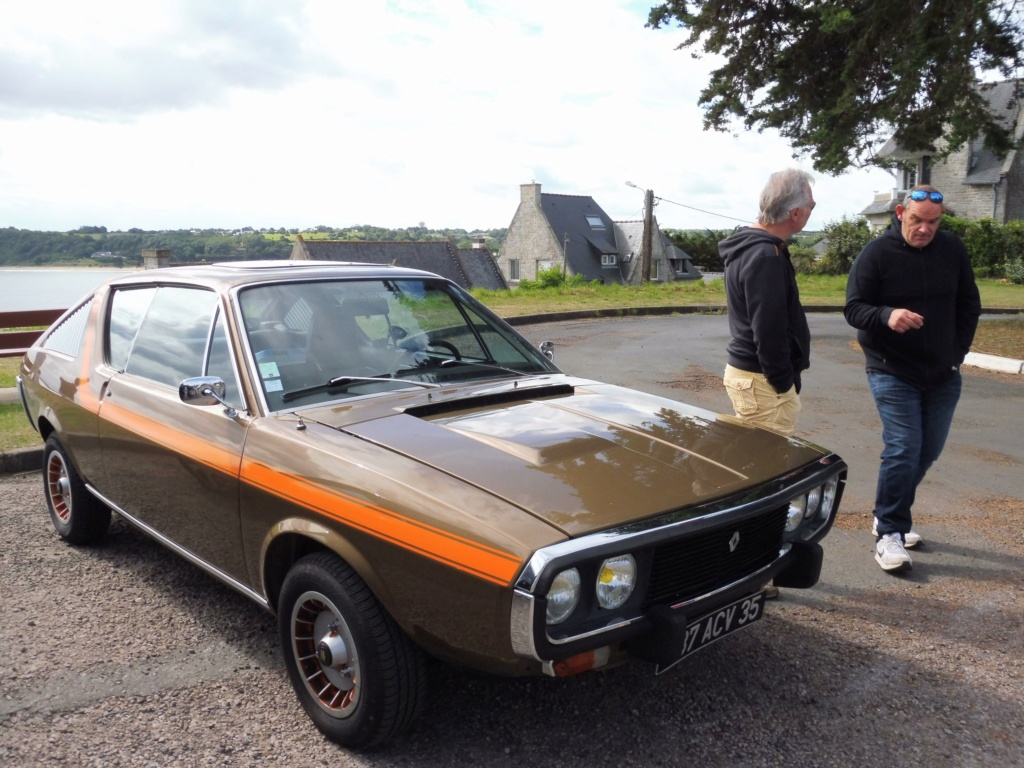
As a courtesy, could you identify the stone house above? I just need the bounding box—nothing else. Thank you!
[499,182,700,285]
[861,79,1024,228]
[289,237,508,291]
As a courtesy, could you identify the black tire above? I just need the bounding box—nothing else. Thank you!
[42,435,111,545]
[278,552,428,749]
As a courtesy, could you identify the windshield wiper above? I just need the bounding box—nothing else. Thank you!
[282,374,440,403]
[438,359,528,377]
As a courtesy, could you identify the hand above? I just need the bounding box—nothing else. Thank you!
[888,308,924,333]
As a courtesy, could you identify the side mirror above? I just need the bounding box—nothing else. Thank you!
[179,376,237,418]
[539,340,555,361]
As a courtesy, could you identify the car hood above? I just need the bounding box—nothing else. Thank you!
[304,378,827,537]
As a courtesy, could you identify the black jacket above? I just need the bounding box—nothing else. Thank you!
[844,216,981,392]
[720,227,810,394]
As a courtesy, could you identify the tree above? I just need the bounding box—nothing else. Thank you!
[816,217,873,275]
[648,1,1024,173]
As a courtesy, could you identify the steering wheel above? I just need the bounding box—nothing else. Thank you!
[427,340,461,360]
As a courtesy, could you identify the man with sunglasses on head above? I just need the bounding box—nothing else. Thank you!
[845,184,981,574]
[720,168,816,437]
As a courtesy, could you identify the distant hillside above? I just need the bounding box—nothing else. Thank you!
[0,225,508,267]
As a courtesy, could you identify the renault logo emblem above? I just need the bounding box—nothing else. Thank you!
[729,531,741,552]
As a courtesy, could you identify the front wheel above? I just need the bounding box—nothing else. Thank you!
[43,435,111,545]
[278,552,428,749]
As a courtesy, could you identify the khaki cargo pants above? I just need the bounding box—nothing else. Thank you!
[723,364,801,436]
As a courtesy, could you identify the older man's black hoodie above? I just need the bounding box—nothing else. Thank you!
[845,214,981,392]
[720,227,810,394]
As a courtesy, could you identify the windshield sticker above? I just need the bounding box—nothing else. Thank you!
[259,361,283,391]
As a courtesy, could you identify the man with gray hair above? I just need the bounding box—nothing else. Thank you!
[718,168,815,436]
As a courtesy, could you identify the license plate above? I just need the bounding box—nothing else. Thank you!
[656,591,766,674]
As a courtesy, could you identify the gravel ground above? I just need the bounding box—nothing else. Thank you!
[2,471,1023,767]
[3,313,1023,767]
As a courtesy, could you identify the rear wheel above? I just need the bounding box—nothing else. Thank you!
[278,552,428,749]
[43,435,111,544]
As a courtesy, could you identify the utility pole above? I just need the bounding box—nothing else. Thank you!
[639,188,654,283]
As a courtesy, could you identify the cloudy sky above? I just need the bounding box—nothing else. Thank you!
[0,0,897,233]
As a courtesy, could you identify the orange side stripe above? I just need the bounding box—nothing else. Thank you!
[100,400,242,475]
[242,459,523,586]
[95,395,522,586]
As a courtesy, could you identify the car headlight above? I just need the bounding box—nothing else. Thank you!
[785,496,806,531]
[820,475,839,520]
[805,485,822,518]
[546,568,581,624]
[595,554,636,610]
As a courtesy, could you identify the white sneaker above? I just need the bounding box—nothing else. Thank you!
[875,533,913,573]
[871,523,922,549]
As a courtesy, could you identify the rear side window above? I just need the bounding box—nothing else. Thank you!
[41,300,92,358]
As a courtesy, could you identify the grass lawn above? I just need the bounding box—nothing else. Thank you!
[1,277,1021,451]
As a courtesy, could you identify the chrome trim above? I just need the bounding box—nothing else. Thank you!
[515,458,844,593]
[509,458,846,662]
[510,547,787,659]
[16,376,39,435]
[87,486,269,610]
[510,591,539,658]
[543,615,644,647]
[668,547,787,610]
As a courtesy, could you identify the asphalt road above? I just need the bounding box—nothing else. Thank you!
[2,312,1022,767]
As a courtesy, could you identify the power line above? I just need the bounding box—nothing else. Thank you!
[625,181,748,225]
[651,194,749,224]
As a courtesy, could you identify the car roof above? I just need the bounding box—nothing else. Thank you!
[100,260,443,292]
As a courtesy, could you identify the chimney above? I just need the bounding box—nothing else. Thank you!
[521,182,542,206]
[142,248,171,270]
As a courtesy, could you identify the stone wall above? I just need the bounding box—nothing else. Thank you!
[498,183,561,284]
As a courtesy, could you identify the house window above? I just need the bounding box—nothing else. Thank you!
[507,259,520,280]
[601,253,617,267]
[586,215,605,229]
[651,260,660,280]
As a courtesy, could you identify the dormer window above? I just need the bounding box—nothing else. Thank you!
[586,215,605,229]
[601,253,617,266]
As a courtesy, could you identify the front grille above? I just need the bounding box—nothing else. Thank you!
[644,505,788,607]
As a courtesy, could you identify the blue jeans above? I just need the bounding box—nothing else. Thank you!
[868,371,962,538]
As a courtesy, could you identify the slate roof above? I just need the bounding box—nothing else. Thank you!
[859,197,899,216]
[291,238,508,291]
[877,79,1023,182]
[539,193,622,282]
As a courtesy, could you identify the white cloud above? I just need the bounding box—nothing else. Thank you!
[0,0,897,233]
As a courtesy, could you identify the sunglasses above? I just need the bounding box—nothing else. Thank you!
[908,190,943,203]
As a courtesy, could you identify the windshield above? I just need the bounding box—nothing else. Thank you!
[238,277,558,411]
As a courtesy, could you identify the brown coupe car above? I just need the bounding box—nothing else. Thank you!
[18,261,846,748]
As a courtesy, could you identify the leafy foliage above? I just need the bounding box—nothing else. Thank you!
[516,266,594,290]
[816,217,873,275]
[663,228,734,271]
[0,225,507,267]
[788,245,819,274]
[647,1,1024,173]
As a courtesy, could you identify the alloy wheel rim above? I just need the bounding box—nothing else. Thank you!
[290,590,360,718]
[46,452,71,523]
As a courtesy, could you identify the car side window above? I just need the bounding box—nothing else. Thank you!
[121,286,219,388]
[207,308,242,404]
[40,299,92,358]
[108,287,157,371]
